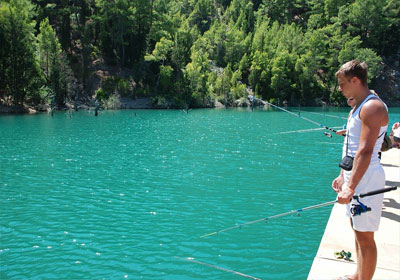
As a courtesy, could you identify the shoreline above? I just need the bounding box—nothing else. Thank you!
[3,97,400,115]
[0,98,259,114]
[0,97,154,114]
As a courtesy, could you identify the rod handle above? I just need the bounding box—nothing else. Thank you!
[354,186,397,199]
[324,126,337,133]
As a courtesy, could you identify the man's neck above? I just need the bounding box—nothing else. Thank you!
[353,87,371,111]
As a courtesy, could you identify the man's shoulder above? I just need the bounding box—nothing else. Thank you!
[360,98,388,125]
[363,98,387,112]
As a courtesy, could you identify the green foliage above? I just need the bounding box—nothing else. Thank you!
[0,0,42,105]
[95,88,107,101]
[94,0,153,66]
[38,18,61,79]
[338,0,400,55]
[98,76,117,100]
[145,37,174,63]
[103,94,121,109]
[38,17,74,107]
[185,48,210,105]
[1,0,396,109]
[117,79,131,97]
[188,0,217,34]
[97,76,133,102]
[171,20,198,69]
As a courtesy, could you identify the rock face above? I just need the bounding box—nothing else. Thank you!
[234,98,249,107]
[0,104,29,114]
[374,59,400,106]
[231,95,268,107]
[214,100,225,108]
[246,95,267,107]
[119,97,153,109]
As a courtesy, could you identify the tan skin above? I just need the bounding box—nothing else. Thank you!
[335,97,356,136]
[332,74,388,280]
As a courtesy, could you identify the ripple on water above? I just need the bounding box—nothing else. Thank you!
[3,108,397,279]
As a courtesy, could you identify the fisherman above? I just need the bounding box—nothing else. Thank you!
[247,94,256,111]
[74,94,79,111]
[183,106,191,114]
[50,95,55,117]
[331,60,388,280]
[94,99,99,116]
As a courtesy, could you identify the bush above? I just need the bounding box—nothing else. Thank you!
[117,78,131,97]
[103,94,120,109]
[96,88,110,101]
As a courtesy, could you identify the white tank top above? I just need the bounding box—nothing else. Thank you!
[342,94,388,166]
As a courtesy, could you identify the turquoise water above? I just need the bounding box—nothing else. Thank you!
[1,107,399,280]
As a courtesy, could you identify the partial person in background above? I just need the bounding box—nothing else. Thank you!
[335,95,357,136]
[390,122,400,148]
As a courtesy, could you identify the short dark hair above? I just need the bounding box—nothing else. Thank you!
[335,60,368,85]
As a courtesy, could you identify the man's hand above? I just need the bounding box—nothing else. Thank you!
[337,187,355,204]
[332,174,344,193]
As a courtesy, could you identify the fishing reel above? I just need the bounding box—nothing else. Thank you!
[350,197,371,216]
[324,131,332,138]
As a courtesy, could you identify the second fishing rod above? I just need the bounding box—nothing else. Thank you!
[264,100,345,137]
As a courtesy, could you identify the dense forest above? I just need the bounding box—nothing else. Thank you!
[1,0,399,112]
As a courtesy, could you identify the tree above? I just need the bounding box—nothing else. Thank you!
[94,0,135,67]
[324,0,351,21]
[188,0,217,34]
[94,0,154,66]
[185,48,210,105]
[145,37,174,92]
[38,18,61,84]
[248,50,270,98]
[338,0,400,55]
[38,18,72,107]
[225,0,255,33]
[270,51,295,102]
[0,0,42,106]
[1,0,397,109]
[171,19,198,69]
[230,69,247,100]
[32,0,74,53]
[338,37,382,83]
[67,0,94,94]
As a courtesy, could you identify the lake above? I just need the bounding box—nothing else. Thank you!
[1,107,399,279]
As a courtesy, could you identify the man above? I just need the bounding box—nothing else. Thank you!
[331,60,388,280]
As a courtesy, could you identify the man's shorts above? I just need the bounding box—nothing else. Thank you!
[343,164,385,232]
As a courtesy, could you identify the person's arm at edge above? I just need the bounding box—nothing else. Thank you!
[336,129,347,136]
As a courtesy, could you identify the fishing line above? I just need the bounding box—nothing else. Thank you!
[316,142,342,145]
[276,126,342,135]
[200,186,397,238]
[296,110,348,121]
[264,101,344,136]
[174,256,262,280]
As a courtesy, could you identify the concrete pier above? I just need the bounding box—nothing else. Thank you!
[308,148,400,280]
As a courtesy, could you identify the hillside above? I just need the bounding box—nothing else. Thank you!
[1,0,399,113]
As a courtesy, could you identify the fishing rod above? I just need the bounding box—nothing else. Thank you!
[264,100,344,136]
[200,186,397,238]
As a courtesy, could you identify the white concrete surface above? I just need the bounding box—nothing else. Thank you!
[308,148,400,280]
